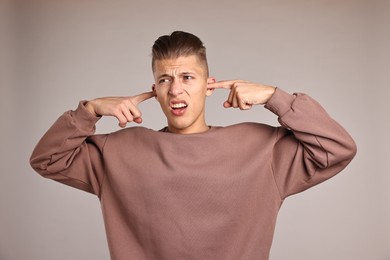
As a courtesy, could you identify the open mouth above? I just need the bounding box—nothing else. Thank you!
[171,102,188,110]
[170,101,188,116]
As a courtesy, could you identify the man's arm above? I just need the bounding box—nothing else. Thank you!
[209,80,357,198]
[30,92,154,196]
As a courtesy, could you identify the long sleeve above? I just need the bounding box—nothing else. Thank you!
[30,101,108,196]
[265,88,357,199]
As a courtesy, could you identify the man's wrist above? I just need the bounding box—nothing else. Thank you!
[264,88,295,117]
[85,101,100,117]
[262,85,277,105]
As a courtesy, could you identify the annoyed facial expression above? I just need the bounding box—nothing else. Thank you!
[153,55,214,134]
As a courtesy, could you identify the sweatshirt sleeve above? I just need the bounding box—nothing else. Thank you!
[264,88,357,199]
[30,101,108,196]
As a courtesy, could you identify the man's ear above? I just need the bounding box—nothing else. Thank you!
[152,84,158,99]
[206,77,216,96]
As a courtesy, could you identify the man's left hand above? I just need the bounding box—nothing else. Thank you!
[208,80,276,110]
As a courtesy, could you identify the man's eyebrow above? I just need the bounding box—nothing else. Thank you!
[157,72,195,78]
[157,73,171,79]
[180,72,195,75]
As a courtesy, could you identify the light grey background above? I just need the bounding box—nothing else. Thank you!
[1,0,389,259]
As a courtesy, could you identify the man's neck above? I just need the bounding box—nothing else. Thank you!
[166,124,210,134]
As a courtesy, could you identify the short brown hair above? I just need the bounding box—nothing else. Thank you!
[152,31,209,76]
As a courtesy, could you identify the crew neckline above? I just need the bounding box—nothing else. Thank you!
[159,126,216,135]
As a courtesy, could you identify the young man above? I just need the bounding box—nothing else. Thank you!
[30,31,357,260]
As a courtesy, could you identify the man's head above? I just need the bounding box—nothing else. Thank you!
[152,31,209,77]
[151,31,215,134]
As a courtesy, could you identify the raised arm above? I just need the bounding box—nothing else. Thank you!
[209,80,357,198]
[30,92,155,196]
[266,88,356,197]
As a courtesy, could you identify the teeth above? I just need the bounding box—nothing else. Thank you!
[171,103,187,109]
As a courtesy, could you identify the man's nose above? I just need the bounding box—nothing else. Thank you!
[168,79,184,96]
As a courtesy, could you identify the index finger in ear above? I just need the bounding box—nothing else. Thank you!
[207,80,237,89]
[132,91,156,105]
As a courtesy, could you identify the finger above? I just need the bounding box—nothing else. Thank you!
[126,101,142,119]
[244,104,253,110]
[133,117,143,124]
[223,101,232,108]
[207,80,238,89]
[226,86,236,107]
[132,91,155,105]
[232,91,239,108]
[121,104,135,123]
[238,99,251,110]
[117,102,142,127]
[115,112,128,128]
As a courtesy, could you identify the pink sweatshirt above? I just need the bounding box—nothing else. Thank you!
[30,88,356,259]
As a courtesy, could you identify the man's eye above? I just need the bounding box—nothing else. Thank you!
[183,75,193,80]
[159,79,169,84]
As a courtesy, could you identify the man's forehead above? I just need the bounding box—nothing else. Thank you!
[153,55,205,76]
[155,55,200,68]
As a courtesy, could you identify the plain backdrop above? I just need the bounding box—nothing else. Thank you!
[1,0,389,259]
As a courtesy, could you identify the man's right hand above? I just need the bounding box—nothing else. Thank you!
[85,91,155,128]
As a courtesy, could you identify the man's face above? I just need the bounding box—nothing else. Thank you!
[152,55,214,134]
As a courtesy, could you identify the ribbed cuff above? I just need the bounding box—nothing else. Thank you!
[71,101,101,130]
[264,88,296,118]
